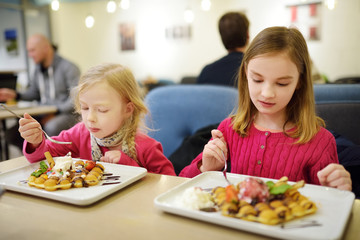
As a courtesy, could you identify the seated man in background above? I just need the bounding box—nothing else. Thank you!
[197,12,249,87]
[0,33,80,150]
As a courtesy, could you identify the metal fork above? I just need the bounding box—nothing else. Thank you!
[0,103,72,145]
[221,151,231,185]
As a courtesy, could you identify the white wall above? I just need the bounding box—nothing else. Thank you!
[50,0,360,82]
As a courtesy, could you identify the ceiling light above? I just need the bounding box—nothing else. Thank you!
[120,0,130,10]
[201,0,211,11]
[325,0,336,10]
[184,8,194,23]
[51,0,60,11]
[85,14,95,28]
[107,0,117,13]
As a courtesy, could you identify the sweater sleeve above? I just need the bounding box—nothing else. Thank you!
[23,138,49,163]
[22,123,85,163]
[122,134,176,176]
[141,140,176,176]
[117,153,142,167]
[178,153,203,178]
[308,128,339,184]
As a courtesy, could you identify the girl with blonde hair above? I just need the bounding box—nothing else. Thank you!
[180,27,351,190]
[19,63,175,175]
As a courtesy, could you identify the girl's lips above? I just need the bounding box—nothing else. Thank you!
[259,100,275,108]
[89,127,100,133]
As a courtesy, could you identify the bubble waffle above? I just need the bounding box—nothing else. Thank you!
[209,177,317,225]
[27,153,105,191]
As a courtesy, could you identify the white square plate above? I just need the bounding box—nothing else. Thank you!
[0,158,147,205]
[154,172,355,240]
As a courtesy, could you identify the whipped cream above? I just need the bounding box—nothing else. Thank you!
[52,156,73,172]
[176,187,215,210]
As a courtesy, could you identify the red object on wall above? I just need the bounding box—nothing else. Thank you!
[309,26,318,40]
[310,4,317,17]
[291,6,297,22]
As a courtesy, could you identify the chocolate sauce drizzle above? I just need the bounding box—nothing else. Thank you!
[102,182,121,185]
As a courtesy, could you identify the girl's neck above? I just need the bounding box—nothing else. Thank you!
[253,113,294,132]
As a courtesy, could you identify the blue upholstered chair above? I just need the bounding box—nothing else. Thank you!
[144,85,238,158]
[313,84,360,145]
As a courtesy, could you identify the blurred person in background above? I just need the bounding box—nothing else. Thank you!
[0,33,80,151]
[197,12,249,87]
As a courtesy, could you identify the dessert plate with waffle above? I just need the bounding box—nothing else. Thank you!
[154,172,354,240]
[0,152,147,205]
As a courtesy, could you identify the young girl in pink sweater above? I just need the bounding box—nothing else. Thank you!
[19,63,175,176]
[180,27,352,191]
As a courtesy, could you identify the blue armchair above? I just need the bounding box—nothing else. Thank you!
[314,84,360,145]
[144,85,238,158]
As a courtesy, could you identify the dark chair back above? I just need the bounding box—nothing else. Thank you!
[314,84,360,145]
[0,72,17,90]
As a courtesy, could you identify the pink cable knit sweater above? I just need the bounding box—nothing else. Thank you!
[179,118,338,184]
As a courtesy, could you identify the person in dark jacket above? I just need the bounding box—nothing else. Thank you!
[197,12,249,87]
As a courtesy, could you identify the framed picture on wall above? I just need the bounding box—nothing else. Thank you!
[287,1,322,41]
[4,29,18,56]
[165,25,192,40]
[119,22,135,51]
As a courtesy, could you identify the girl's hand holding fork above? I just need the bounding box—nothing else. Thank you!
[200,129,228,172]
[19,113,43,149]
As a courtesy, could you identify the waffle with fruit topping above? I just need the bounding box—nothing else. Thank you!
[210,176,317,225]
[27,152,104,191]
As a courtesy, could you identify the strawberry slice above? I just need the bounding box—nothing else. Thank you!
[85,160,96,171]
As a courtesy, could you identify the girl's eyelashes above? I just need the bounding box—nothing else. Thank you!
[80,105,89,111]
[96,106,110,113]
[249,76,262,83]
[79,103,109,113]
[98,109,109,113]
[249,74,263,83]
[250,76,290,86]
[277,82,289,86]
[79,101,88,110]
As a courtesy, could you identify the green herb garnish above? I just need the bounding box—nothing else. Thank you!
[266,181,274,189]
[266,181,292,195]
[31,161,49,177]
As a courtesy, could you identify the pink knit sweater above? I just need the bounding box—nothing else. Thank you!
[179,118,338,184]
[23,122,176,176]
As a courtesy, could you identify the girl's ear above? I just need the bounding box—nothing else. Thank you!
[125,101,135,118]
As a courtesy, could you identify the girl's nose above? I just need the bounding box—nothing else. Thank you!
[261,84,275,98]
[87,110,96,122]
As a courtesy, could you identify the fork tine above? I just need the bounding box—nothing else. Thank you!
[222,151,231,185]
[0,103,23,118]
[42,130,72,145]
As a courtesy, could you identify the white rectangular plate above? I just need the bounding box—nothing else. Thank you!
[154,172,355,240]
[0,159,147,205]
